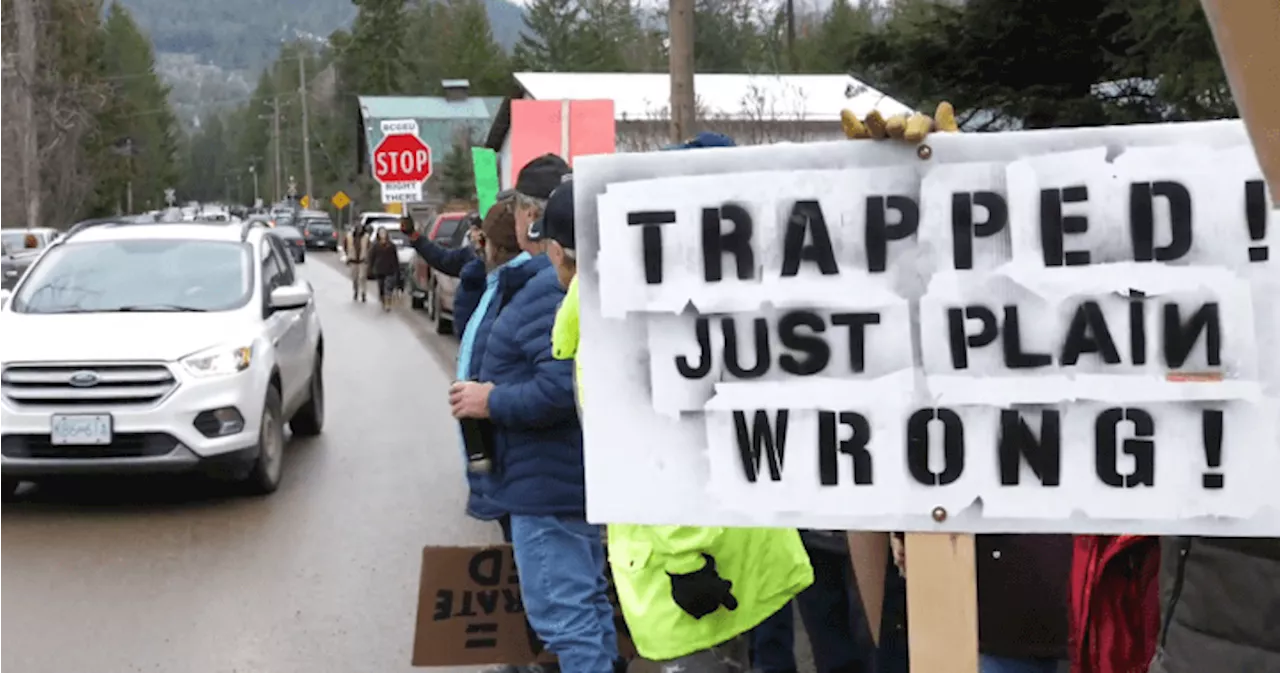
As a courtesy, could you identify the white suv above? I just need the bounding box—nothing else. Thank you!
[0,219,324,497]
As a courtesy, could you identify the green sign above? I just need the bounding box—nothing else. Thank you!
[471,147,500,217]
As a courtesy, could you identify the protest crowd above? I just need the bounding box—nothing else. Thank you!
[402,103,1280,673]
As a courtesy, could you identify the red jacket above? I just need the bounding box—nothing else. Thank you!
[1070,535,1160,673]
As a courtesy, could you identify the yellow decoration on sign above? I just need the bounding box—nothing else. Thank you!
[300,195,310,209]
[331,190,351,210]
[385,202,403,215]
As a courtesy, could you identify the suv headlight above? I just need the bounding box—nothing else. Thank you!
[181,345,253,377]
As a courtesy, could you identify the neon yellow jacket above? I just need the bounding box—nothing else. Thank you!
[552,275,813,660]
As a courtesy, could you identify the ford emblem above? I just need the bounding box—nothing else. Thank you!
[68,370,100,387]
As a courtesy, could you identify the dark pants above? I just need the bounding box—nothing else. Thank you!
[377,274,396,300]
[751,548,909,673]
[751,546,878,673]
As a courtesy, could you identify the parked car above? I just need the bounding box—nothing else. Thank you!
[298,211,337,250]
[408,212,469,311]
[2,245,40,293]
[426,217,475,335]
[269,225,307,263]
[0,217,325,497]
[1,227,59,253]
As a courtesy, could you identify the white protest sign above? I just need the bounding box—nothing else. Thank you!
[574,120,1280,536]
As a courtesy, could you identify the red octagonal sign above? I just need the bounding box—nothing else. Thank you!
[373,133,432,183]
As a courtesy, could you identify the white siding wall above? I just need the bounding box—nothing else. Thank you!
[499,133,514,190]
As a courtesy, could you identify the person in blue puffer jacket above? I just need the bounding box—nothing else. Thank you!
[447,198,621,673]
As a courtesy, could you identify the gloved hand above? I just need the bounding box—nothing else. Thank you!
[668,553,738,619]
[841,101,960,143]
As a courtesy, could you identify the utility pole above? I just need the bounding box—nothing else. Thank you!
[272,96,282,204]
[786,0,797,72]
[249,165,259,206]
[298,50,314,210]
[668,0,696,143]
[14,0,41,227]
[125,138,134,214]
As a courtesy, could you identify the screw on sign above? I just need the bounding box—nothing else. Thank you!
[374,133,433,183]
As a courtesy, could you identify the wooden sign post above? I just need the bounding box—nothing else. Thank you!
[1200,0,1280,205]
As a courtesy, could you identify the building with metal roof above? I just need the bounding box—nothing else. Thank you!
[482,71,914,187]
[356,80,504,206]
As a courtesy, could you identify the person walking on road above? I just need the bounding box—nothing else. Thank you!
[541,170,814,673]
[368,228,400,312]
[344,223,371,302]
[447,199,619,673]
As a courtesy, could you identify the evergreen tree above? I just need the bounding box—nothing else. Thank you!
[100,2,181,208]
[436,0,511,94]
[438,142,475,202]
[513,0,582,71]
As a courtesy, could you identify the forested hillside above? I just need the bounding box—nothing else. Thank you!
[117,0,526,71]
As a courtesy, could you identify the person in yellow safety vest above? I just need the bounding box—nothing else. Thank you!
[535,152,813,672]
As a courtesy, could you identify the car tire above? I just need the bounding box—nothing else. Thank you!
[433,290,451,335]
[290,353,324,437]
[410,291,425,310]
[243,386,286,495]
[298,252,306,264]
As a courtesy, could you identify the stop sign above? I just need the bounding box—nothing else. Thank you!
[373,133,432,183]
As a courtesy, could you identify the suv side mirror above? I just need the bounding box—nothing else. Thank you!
[269,284,311,311]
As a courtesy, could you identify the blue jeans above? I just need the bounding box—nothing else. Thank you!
[751,547,876,673]
[978,655,1065,673]
[510,514,618,673]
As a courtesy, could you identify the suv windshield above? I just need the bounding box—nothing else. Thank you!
[10,239,254,314]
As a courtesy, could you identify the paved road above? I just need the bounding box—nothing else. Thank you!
[2,254,498,673]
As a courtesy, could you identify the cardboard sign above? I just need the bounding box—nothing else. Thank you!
[1201,0,1280,207]
[573,120,1280,538]
[411,545,636,666]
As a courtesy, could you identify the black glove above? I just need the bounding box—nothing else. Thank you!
[668,553,738,619]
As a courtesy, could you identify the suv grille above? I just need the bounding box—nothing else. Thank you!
[1,363,177,408]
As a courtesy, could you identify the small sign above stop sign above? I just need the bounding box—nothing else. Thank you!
[373,133,432,183]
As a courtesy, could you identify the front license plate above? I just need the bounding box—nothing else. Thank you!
[50,414,113,445]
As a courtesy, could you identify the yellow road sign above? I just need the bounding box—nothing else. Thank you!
[331,190,351,210]
[300,195,310,209]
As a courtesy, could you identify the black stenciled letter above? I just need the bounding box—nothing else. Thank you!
[734,409,789,482]
[628,210,676,284]
[866,195,919,272]
[702,204,755,282]
[947,306,997,370]
[1040,185,1091,266]
[1095,407,1156,487]
[1002,306,1054,369]
[675,317,713,379]
[781,200,838,276]
[468,549,503,586]
[952,191,1008,270]
[1163,302,1222,368]
[722,317,770,378]
[819,411,873,485]
[998,409,1062,486]
[1062,300,1121,366]
[831,312,880,373]
[906,408,965,486]
[433,590,454,620]
[778,311,831,376]
[1130,181,1193,262]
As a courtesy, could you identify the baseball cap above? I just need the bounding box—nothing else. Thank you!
[527,181,574,250]
[663,131,736,150]
[515,154,570,200]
